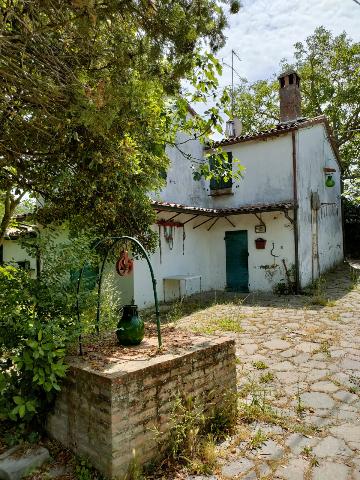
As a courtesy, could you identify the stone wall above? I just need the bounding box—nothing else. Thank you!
[47,337,236,479]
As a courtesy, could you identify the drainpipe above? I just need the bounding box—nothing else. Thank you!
[340,172,346,261]
[292,131,300,293]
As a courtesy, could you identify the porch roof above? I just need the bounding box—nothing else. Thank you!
[3,223,36,240]
[152,200,294,218]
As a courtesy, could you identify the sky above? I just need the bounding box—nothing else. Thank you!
[216,0,360,90]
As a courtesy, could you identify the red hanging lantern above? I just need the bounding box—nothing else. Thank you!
[116,250,134,276]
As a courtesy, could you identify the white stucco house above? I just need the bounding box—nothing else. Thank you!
[2,70,343,307]
[128,70,343,307]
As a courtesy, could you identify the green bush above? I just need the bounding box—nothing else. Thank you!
[0,265,69,424]
[0,230,125,429]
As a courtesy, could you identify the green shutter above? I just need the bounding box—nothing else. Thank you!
[210,152,233,190]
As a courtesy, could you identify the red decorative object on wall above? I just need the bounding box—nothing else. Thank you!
[116,250,134,276]
[255,238,267,249]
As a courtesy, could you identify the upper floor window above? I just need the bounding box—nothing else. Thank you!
[210,152,233,192]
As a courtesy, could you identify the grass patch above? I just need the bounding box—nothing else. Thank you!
[295,385,306,415]
[194,317,243,334]
[304,275,336,307]
[238,380,319,437]
[314,340,331,357]
[328,312,341,322]
[259,372,275,383]
[249,429,268,450]
[301,445,319,467]
[152,391,237,476]
[252,361,268,370]
[310,296,335,307]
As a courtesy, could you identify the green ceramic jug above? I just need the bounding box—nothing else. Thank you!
[117,303,144,346]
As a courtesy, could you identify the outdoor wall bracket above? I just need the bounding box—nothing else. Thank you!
[76,236,162,355]
[254,212,266,228]
[283,209,294,225]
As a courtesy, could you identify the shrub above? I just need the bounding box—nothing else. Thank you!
[0,266,69,424]
[0,229,129,429]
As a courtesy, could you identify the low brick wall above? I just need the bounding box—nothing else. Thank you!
[47,336,236,479]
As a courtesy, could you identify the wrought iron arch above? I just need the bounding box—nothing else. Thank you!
[76,236,162,354]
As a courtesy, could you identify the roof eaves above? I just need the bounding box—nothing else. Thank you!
[205,121,302,150]
[152,201,294,217]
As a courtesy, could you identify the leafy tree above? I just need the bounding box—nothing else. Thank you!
[0,0,239,247]
[228,27,360,197]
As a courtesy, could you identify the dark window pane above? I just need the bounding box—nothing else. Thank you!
[210,152,233,190]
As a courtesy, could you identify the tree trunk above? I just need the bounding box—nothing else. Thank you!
[0,213,12,247]
[0,190,25,247]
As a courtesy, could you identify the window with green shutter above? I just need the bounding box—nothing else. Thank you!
[210,152,233,191]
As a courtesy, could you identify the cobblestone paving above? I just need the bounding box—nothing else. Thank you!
[180,264,360,480]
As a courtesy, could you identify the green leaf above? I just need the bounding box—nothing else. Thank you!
[19,405,26,418]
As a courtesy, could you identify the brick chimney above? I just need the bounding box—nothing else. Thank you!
[278,70,301,123]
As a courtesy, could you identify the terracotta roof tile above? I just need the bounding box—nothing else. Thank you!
[206,115,322,147]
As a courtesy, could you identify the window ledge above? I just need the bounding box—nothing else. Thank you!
[209,188,234,197]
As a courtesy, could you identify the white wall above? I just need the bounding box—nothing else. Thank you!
[133,210,295,308]
[154,127,295,224]
[206,134,294,208]
[2,239,37,277]
[296,124,343,288]
[157,132,294,210]
[102,262,134,306]
[155,131,211,207]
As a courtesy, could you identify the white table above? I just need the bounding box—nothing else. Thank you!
[163,275,202,302]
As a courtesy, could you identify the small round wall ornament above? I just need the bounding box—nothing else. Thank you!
[116,250,134,276]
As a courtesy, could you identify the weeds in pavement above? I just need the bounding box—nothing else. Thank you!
[295,385,306,415]
[301,446,319,467]
[314,340,331,357]
[152,391,237,476]
[193,317,243,334]
[252,361,268,370]
[259,372,275,384]
[249,429,268,450]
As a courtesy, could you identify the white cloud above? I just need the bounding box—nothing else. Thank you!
[217,0,360,88]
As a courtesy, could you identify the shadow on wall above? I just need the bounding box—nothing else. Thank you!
[344,200,360,258]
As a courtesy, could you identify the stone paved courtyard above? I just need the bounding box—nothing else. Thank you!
[177,263,360,480]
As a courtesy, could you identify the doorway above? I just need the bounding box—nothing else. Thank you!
[225,230,249,292]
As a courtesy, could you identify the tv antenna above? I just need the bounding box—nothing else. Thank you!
[230,49,241,117]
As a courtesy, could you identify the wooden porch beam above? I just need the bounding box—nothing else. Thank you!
[193,217,213,229]
[224,216,235,227]
[207,217,220,231]
[182,215,199,225]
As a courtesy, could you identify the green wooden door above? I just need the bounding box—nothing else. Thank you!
[225,231,249,292]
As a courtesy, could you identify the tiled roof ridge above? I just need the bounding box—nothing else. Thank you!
[205,115,328,149]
